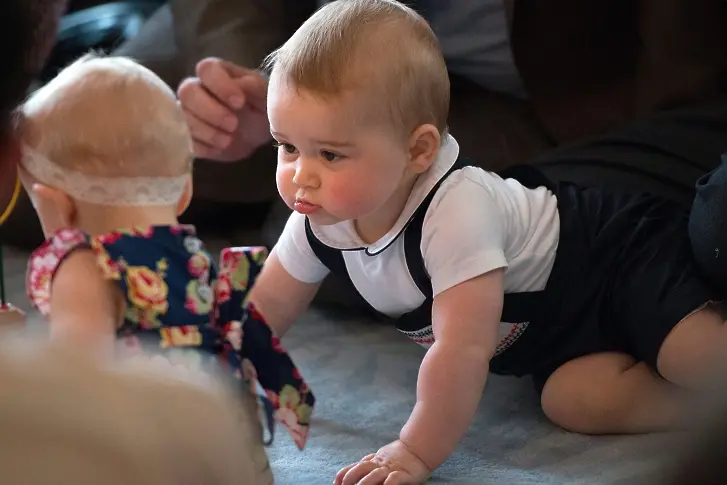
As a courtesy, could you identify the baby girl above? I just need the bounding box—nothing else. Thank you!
[17,54,316,483]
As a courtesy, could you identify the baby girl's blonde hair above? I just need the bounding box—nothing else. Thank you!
[0,336,260,485]
[19,53,192,178]
[263,0,450,137]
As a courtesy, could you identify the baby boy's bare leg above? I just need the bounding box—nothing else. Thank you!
[540,305,727,435]
[540,352,687,434]
[655,305,727,390]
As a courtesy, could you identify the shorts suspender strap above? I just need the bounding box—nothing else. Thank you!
[403,158,472,299]
[304,218,349,281]
[303,159,553,325]
[304,218,382,316]
[304,157,471,302]
[404,162,554,325]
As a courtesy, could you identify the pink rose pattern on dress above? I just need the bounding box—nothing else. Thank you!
[215,247,316,450]
[26,228,91,314]
[27,227,315,450]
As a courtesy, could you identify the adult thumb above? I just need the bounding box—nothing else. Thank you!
[236,73,268,111]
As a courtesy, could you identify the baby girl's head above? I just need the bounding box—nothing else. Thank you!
[18,54,193,236]
[264,0,450,240]
[0,337,261,485]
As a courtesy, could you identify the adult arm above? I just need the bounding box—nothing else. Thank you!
[170,0,318,74]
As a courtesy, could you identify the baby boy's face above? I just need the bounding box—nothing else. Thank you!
[268,80,414,234]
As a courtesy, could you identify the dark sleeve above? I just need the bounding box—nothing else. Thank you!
[689,153,727,295]
[169,0,318,73]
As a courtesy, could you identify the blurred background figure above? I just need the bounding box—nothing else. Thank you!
[4,0,726,256]
[0,336,261,485]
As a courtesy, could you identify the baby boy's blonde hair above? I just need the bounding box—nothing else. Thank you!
[263,0,450,137]
[19,54,192,178]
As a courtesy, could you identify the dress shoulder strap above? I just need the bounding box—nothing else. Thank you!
[26,228,92,316]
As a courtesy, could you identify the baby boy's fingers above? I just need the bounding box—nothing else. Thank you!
[334,463,357,485]
[384,471,418,485]
[341,460,380,485]
[334,454,377,485]
[357,466,392,485]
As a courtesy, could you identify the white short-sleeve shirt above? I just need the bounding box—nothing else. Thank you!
[273,135,560,320]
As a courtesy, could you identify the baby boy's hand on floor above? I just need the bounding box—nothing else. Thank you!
[334,440,431,485]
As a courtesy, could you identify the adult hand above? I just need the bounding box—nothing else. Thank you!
[334,440,432,485]
[177,58,271,162]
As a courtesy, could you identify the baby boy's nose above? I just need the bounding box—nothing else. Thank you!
[293,160,319,187]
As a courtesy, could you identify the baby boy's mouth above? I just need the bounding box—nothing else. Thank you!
[294,198,320,215]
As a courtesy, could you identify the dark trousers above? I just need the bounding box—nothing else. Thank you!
[537,99,727,203]
[536,99,727,298]
[689,152,727,296]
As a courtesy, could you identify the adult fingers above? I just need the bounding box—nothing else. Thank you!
[191,140,221,161]
[216,58,259,79]
[178,78,238,133]
[236,72,269,111]
[196,57,249,109]
[182,106,232,150]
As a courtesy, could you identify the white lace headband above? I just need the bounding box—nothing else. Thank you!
[21,144,188,207]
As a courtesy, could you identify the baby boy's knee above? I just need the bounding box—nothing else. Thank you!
[539,353,642,434]
[656,304,726,389]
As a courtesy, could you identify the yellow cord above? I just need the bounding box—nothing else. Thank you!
[0,175,21,226]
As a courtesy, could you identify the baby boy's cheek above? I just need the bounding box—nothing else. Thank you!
[275,167,295,198]
[327,180,377,215]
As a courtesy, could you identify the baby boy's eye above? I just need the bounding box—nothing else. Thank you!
[321,151,340,162]
[273,142,297,154]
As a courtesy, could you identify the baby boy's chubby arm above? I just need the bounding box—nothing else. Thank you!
[400,267,504,471]
[248,250,322,338]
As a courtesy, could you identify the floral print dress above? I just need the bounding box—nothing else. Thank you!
[26,225,315,449]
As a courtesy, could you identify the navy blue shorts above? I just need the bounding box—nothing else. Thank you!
[488,166,719,393]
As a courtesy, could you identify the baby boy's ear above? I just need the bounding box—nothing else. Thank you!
[176,175,193,217]
[31,183,75,237]
[407,124,441,174]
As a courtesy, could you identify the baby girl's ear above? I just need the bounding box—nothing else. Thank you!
[31,183,75,237]
[176,175,193,216]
